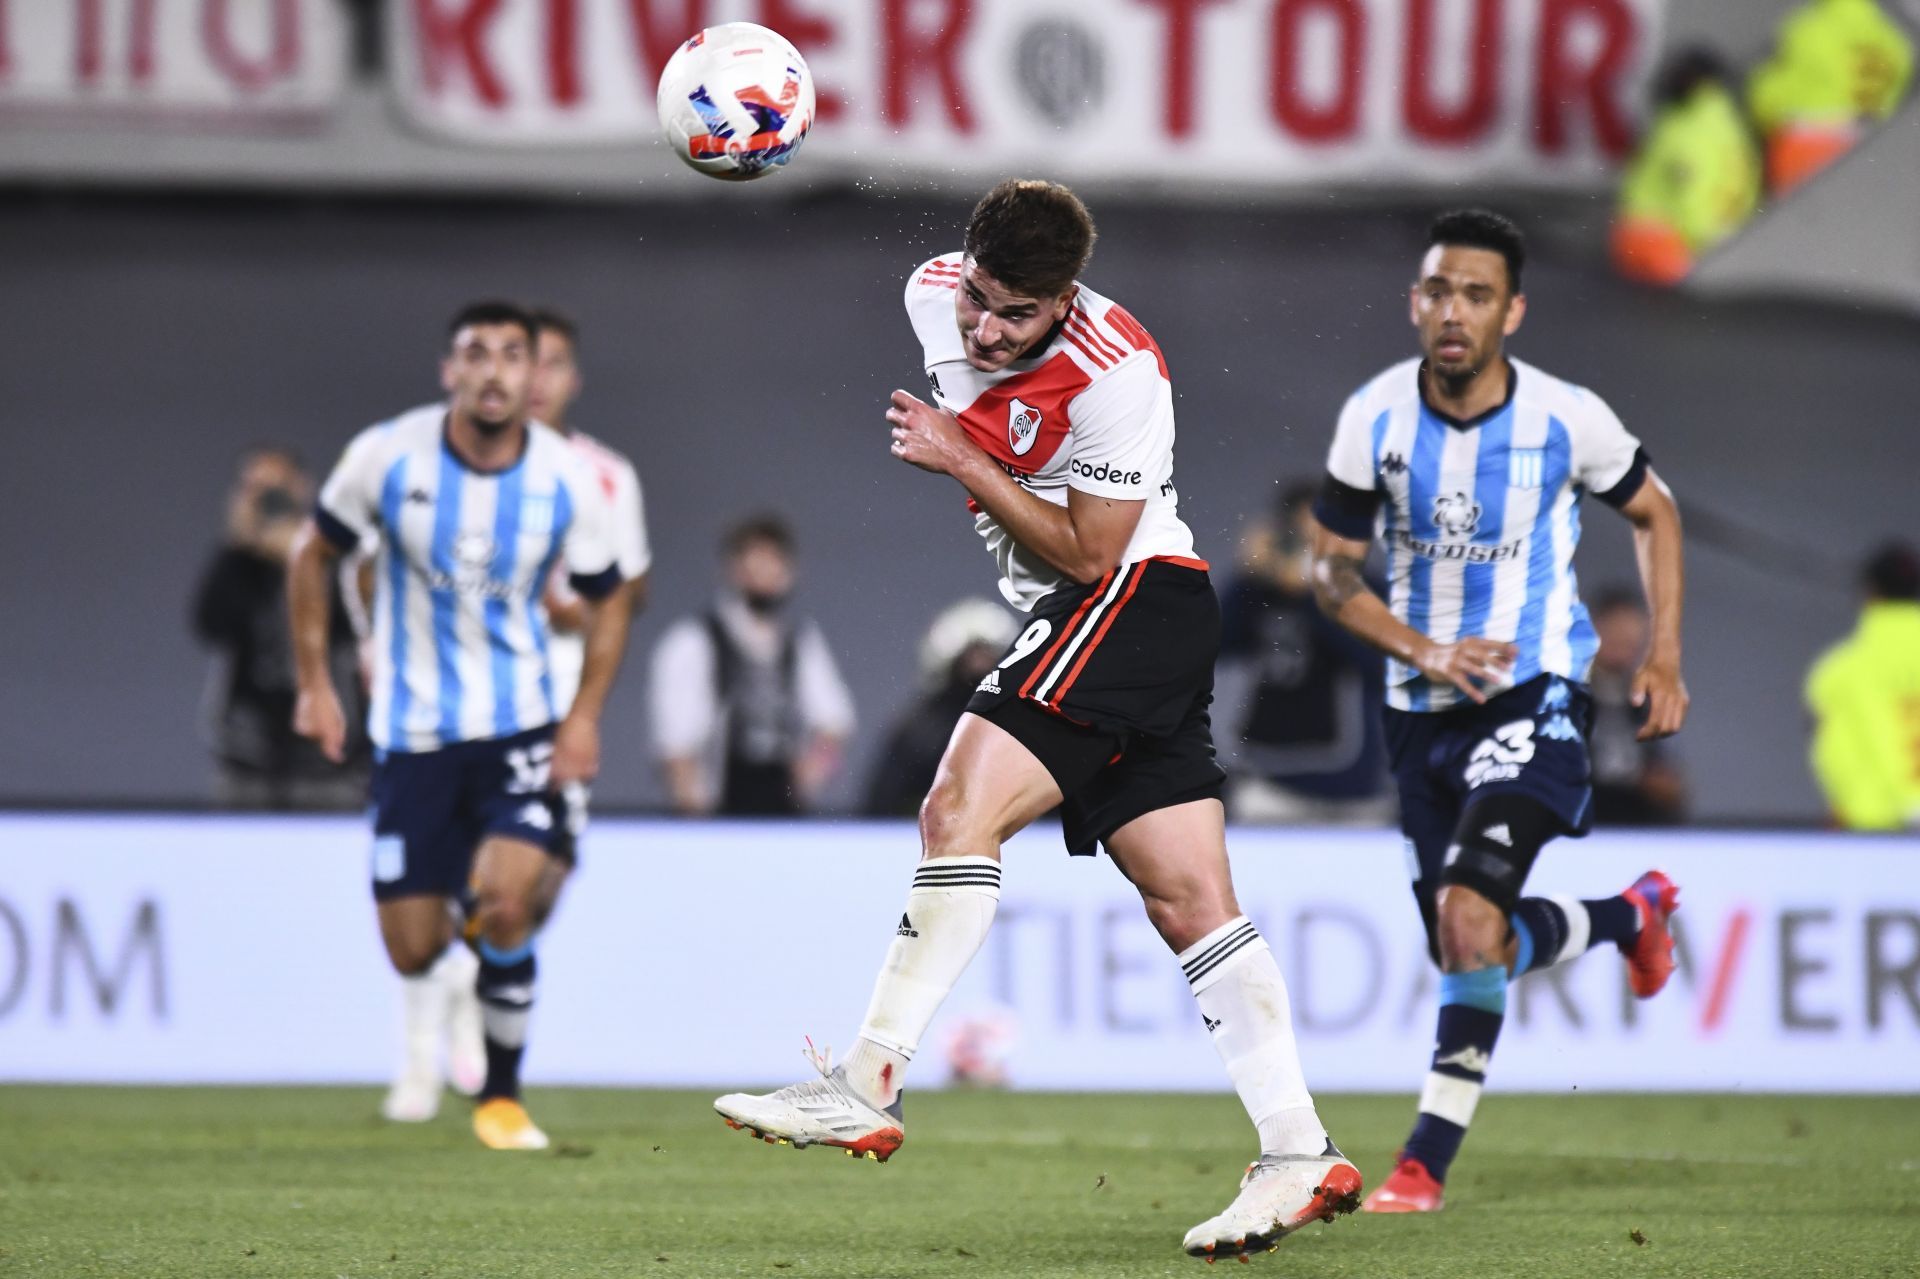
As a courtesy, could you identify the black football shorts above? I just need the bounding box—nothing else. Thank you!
[966,556,1227,855]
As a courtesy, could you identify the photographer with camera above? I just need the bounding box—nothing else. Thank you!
[192,446,367,809]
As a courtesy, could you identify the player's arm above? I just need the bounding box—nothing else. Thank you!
[288,516,350,762]
[1309,489,1514,705]
[551,572,634,788]
[1614,468,1688,740]
[886,388,1141,583]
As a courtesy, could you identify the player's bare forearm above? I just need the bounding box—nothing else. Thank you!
[566,578,634,726]
[888,387,1135,584]
[287,519,342,691]
[955,453,1129,584]
[1622,470,1684,663]
[1619,470,1689,738]
[1309,525,1424,666]
[1310,520,1513,703]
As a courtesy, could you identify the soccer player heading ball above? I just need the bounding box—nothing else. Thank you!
[1309,210,1690,1212]
[715,180,1362,1261]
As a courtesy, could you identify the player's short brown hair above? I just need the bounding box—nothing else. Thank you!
[963,179,1097,300]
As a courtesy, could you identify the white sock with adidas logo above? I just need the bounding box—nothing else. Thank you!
[846,856,1003,1108]
[1180,916,1328,1157]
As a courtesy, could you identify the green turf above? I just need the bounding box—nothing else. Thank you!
[0,1088,1911,1277]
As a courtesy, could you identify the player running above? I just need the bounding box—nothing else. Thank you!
[376,305,653,1123]
[290,301,635,1151]
[714,180,1360,1262]
[1308,211,1688,1212]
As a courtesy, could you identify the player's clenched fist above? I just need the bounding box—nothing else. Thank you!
[886,389,977,477]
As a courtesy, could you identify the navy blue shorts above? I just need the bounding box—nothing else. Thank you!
[367,725,582,902]
[1383,674,1593,955]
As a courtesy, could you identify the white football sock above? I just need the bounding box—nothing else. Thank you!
[848,856,1002,1107]
[1180,916,1328,1156]
[397,950,457,1083]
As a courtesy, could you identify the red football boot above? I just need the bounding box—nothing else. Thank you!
[1361,1154,1444,1214]
[1622,869,1681,999]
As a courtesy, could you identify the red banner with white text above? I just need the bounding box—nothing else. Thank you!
[0,0,348,124]
[389,0,1665,187]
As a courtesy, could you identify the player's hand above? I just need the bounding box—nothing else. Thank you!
[551,714,600,788]
[1414,637,1517,705]
[293,683,348,764]
[886,389,976,477]
[1632,657,1689,740]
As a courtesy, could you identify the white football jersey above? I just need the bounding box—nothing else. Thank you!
[1325,357,1646,711]
[906,253,1198,610]
[317,404,616,752]
[545,429,651,713]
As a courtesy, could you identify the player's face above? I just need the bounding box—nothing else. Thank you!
[1410,246,1526,382]
[441,323,534,435]
[954,260,1074,372]
[529,330,583,430]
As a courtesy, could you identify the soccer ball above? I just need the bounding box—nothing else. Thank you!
[655,23,815,182]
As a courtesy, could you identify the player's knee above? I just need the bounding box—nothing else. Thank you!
[477,895,533,945]
[386,936,443,977]
[918,779,989,858]
[1435,889,1506,972]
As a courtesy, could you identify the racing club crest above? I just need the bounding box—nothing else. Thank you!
[1008,398,1042,456]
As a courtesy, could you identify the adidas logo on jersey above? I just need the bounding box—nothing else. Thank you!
[1482,823,1513,847]
[897,913,919,938]
[1202,1014,1223,1034]
[975,669,1001,695]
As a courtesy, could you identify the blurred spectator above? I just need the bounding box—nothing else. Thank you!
[650,515,855,815]
[192,446,365,809]
[865,598,1020,816]
[1612,47,1762,286]
[1587,587,1689,826]
[1805,542,1920,831]
[1747,0,1914,195]
[1218,481,1389,825]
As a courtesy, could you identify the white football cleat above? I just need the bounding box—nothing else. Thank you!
[1183,1144,1363,1262]
[381,1066,442,1123]
[714,1045,905,1162]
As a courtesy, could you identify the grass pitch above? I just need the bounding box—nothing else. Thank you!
[0,1087,1910,1278]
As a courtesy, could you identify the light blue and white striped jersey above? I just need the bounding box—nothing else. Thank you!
[317,404,617,753]
[1324,358,1645,713]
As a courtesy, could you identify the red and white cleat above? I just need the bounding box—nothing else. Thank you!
[713,1042,905,1163]
[1622,869,1681,999]
[1362,1154,1444,1214]
[1183,1144,1362,1261]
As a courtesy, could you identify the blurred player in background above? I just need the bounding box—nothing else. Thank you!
[1310,211,1689,1212]
[290,301,634,1150]
[372,306,654,1122]
[716,180,1361,1262]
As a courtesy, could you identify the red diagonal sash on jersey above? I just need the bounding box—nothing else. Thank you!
[951,351,1082,475]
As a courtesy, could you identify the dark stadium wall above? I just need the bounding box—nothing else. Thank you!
[1,194,1914,821]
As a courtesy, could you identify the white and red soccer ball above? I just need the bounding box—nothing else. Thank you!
[655,22,816,182]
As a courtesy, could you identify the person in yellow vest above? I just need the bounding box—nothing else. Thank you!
[1747,0,1915,194]
[1612,48,1762,286]
[1805,542,1920,831]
